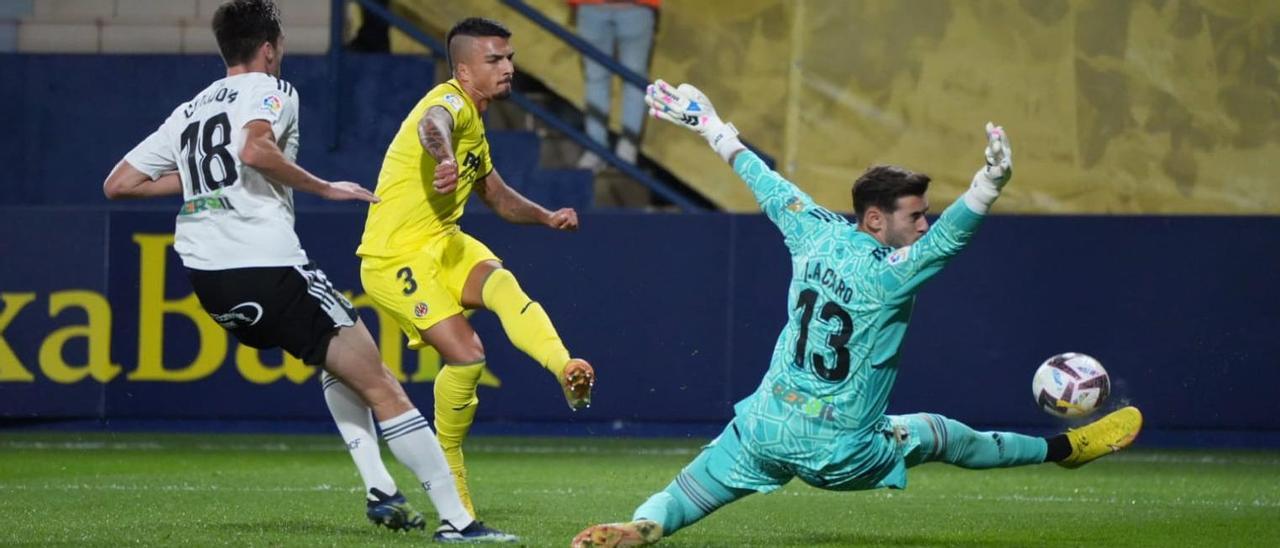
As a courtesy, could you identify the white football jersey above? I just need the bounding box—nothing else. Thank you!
[125,72,308,270]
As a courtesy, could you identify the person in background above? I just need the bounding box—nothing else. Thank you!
[347,0,390,53]
[571,0,660,171]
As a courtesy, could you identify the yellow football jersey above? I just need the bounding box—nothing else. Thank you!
[357,80,493,257]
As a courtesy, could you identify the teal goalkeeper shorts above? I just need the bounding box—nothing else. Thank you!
[701,414,942,494]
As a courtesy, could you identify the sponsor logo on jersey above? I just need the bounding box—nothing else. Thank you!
[178,195,235,215]
[887,246,911,266]
[771,381,838,421]
[458,151,484,184]
[259,94,284,116]
[785,196,805,213]
[211,301,263,328]
[413,302,429,318]
[443,93,465,112]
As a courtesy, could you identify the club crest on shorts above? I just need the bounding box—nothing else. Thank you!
[413,302,429,318]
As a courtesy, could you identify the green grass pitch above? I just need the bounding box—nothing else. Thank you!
[2,432,1278,546]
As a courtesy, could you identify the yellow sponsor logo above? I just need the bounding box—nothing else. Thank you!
[0,234,498,387]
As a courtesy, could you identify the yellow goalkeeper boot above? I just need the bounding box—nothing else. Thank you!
[1058,406,1143,469]
[571,520,662,548]
[561,358,595,411]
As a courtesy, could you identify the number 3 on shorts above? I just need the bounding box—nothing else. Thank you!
[396,266,417,295]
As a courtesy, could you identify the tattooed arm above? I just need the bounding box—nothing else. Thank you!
[418,105,459,193]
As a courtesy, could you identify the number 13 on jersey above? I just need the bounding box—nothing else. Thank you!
[792,289,854,382]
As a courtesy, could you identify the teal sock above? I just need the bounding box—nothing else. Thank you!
[632,448,752,536]
[914,413,1048,468]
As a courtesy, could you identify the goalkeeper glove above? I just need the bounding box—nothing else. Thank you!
[644,79,745,163]
[963,122,1014,214]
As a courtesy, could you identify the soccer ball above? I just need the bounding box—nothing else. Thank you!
[1032,352,1110,418]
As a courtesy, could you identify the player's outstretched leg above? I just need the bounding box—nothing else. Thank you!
[480,267,595,410]
[573,434,755,547]
[894,406,1142,471]
[1057,406,1143,468]
[321,371,425,530]
[324,319,517,543]
[571,467,748,547]
[896,413,1052,469]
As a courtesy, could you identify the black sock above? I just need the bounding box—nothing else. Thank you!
[1044,434,1072,462]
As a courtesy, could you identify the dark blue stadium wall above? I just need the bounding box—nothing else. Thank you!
[2,55,1278,443]
[0,54,591,210]
[2,210,1278,439]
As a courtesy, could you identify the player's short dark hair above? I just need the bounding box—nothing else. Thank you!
[852,165,931,222]
[212,0,283,67]
[446,17,512,71]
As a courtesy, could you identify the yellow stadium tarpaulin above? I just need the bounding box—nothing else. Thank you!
[391,0,1279,214]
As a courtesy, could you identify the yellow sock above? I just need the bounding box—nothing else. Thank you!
[482,268,572,377]
[433,361,483,518]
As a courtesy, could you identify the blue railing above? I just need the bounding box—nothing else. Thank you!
[328,0,347,149]
[333,0,704,212]
[500,0,776,168]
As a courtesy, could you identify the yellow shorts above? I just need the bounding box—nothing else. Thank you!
[359,231,500,349]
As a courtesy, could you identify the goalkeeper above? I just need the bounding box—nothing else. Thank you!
[572,81,1144,547]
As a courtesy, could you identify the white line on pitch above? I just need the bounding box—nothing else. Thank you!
[0,440,702,456]
[0,483,363,494]
[0,483,1275,509]
[3,440,1278,465]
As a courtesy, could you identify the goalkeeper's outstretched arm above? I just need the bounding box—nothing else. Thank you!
[877,123,1015,300]
[644,79,824,233]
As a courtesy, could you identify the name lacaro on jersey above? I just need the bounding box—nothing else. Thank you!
[802,245,905,306]
[804,262,855,305]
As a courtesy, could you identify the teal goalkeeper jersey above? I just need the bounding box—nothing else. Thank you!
[729,151,986,469]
